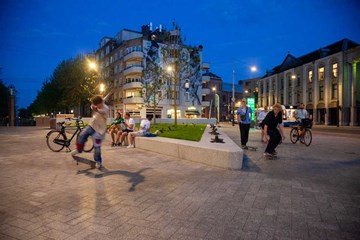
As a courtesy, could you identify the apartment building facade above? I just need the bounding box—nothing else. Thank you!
[258,39,360,126]
[94,24,207,119]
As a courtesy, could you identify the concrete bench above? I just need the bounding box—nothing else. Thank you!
[135,125,243,170]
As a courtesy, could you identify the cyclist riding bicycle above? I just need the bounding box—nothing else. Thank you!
[293,103,308,139]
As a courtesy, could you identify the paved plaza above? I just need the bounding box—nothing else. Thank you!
[0,125,359,240]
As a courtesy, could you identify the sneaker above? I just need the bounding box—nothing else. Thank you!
[154,130,160,135]
[127,144,134,149]
[96,162,102,169]
[241,145,248,150]
[272,150,277,156]
[111,142,116,147]
[71,149,79,156]
[116,143,122,147]
[263,152,274,159]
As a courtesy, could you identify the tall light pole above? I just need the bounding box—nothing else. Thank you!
[212,86,218,123]
[9,85,15,127]
[232,64,235,126]
[167,65,178,126]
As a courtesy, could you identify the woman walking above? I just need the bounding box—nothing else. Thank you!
[236,98,252,149]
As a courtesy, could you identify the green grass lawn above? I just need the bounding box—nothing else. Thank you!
[149,123,206,142]
[67,122,206,142]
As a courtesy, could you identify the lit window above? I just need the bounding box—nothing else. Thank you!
[308,70,313,82]
[318,67,325,81]
[332,63,338,78]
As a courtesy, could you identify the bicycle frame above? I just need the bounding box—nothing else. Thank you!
[52,118,85,148]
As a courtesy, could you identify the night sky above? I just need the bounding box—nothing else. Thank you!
[1,0,359,108]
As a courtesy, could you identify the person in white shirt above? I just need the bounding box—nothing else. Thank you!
[72,92,112,169]
[127,116,152,148]
[117,112,136,146]
[257,106,268,142]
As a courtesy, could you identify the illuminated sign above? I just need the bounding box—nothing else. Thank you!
[247,98,255,121]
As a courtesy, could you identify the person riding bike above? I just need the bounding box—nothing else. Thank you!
[293,103,309,141]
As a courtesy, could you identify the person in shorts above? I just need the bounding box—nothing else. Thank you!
[127,116,152,148]
[117,112,136,146]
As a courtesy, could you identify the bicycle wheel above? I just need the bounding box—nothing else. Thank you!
[303,129,312,147]
[290,128,299,144]
[77,132,94,152]
[46,131,66,152]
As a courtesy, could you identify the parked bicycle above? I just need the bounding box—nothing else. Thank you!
[290,118,313,147]
[46,117,94,152]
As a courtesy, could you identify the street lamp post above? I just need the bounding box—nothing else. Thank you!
[212,86,218,124]
[232,64,235,126]
[167,65,178,126]
[9,85,15,127]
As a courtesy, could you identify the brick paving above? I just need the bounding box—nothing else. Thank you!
[0,125,359,240]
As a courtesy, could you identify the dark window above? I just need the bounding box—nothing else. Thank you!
[332,83,338,99]
[319,85,324,100]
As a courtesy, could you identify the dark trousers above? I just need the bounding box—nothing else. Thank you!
[265,129,281,153]
[239,123,250,146]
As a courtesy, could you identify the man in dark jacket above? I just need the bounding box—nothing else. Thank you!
[262,103,286,159]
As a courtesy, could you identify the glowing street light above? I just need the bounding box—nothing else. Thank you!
[99,83,105,94]
[166,65,173,73]
[89,61,97,71]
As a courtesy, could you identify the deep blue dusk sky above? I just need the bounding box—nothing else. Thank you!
[1,0,359,108]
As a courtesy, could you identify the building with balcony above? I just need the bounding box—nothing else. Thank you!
[95,23,205,119]
[258,38,360,126]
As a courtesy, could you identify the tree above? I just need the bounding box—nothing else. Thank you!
[143,46,169,124]
[160,22,202,126]
[28,55,99,117]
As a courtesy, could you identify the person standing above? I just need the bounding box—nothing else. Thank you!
[257,106,269,142]
[262,103,286,159]
[236,98,252,149]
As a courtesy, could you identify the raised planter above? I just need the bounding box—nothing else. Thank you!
[135,125,243,170]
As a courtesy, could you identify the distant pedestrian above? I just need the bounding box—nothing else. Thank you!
[72,91,112,168]
[257,106,269,142]
[236,98,252,149]
[262,103,285,159]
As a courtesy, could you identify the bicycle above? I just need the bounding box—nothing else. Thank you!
[290,118,313,147]
[46,117,94,152]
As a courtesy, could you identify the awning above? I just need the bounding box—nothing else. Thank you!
[328,101,337,108]
[317,103,325,109]
[185,110,201,115]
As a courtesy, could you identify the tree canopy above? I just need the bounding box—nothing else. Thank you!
[28,55,98,116]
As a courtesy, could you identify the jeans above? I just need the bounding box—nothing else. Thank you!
[265,129,281,154]
[239,123,250,146]
[77,126,104,163]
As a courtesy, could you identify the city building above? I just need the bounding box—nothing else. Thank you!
[201,65,243,121]
[258,39,360,126]
[94,23,207,119]
[238,77,261,106]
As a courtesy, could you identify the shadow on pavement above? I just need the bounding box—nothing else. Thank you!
[241,154,261,172]
[78,167,151,192]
